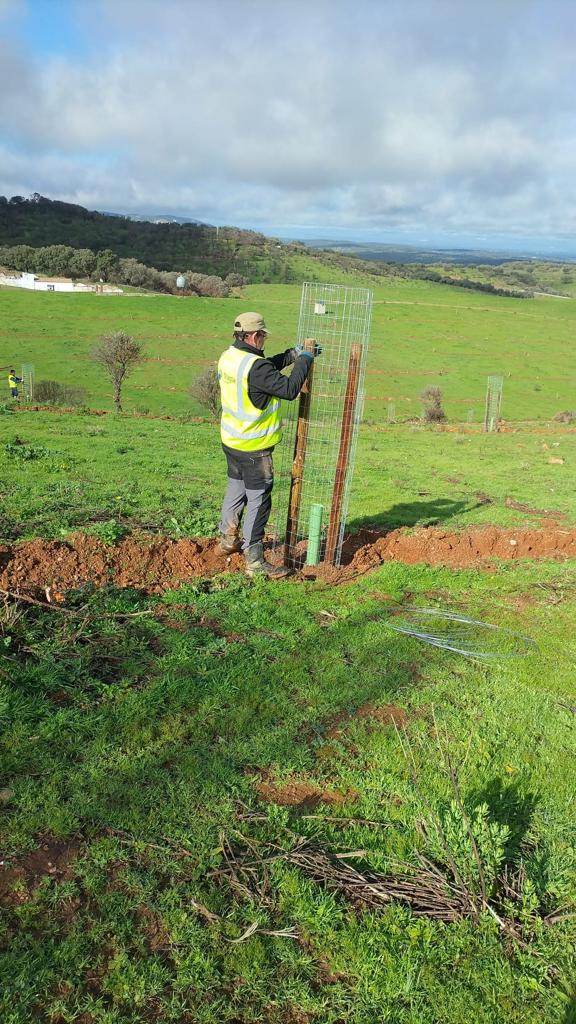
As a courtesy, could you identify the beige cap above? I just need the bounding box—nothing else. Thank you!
[233,311,268,335]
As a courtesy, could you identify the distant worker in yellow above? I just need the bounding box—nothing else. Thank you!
[218,312,321,577]
[8,369,23,399]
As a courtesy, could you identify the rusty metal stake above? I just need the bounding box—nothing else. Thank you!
[325,343,362,565]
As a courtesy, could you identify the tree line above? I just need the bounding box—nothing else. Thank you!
[0,243,247,296]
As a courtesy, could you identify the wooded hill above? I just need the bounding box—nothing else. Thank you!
[0,194,304,281]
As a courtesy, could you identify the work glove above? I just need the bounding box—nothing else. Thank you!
[295,339,322,359]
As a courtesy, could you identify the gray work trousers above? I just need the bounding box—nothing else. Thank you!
[219,446,274,550]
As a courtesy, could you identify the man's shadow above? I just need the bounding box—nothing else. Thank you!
[342,498,478,561]
[349,497,472,534]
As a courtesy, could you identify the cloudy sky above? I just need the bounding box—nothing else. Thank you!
[1,0,575,252]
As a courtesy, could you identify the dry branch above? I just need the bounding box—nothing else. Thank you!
[0,588,154,621]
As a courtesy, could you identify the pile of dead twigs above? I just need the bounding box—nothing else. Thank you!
[210,713,576,952]
[210,815,571,951]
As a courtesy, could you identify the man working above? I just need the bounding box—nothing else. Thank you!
[8,370,22,399]
[218,311,320,577]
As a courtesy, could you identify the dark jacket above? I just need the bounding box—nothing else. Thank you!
[233,338,311,410]
[222,338,311,458]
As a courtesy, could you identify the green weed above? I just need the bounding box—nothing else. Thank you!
[87,519,129,544]
[4,437,55,460]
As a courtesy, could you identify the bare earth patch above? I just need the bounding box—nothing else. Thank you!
[325,703,412,741]
[1,525,576,598]
[254,777,359,809]
[0,838,82,906]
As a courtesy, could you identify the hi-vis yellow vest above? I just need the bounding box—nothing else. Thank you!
[218,346,282,451]
[8,374,17,388]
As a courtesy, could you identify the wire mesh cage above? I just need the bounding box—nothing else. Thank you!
[484,375,503,432]
[21,364,34,402]
[271,282,372,567]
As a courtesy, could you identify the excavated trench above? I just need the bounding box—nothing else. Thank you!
[1,525,576,598]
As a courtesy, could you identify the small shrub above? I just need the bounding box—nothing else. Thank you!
[62,385,88,407]
[34,379,61,404]
[189,366,221,418]
[553,410,576,423]
[35,379,88,407]
[4,437,54,460]
[187,273,230,298]
[420,386,447,423]
[225,272,248,288]
[91,331,145,414]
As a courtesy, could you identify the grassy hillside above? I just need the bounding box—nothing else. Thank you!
[0,196,274,277]
[427,260,576,299]
[1,276,575,421]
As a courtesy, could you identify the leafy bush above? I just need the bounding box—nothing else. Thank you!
[420,386,447,423]
[187,272,230,297]
[35,379,88,407]
[188,366,221,418]
[225,272,248,288]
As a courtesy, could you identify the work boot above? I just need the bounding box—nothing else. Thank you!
[244,542,290,579]
[219,532,242,554]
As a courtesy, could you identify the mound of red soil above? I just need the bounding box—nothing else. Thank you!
[0,533,243,597]
[346,525,576,573]
[0,525,575,598]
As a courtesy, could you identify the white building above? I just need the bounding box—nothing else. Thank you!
[0,272,122,294]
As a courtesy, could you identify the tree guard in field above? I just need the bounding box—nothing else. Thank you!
[274,282,372,567]
[484,375,504,432]
[21,364,34,402]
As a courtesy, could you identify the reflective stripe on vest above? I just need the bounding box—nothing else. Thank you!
[218,346,282,451]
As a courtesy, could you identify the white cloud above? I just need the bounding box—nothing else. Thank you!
[0,0,575,245]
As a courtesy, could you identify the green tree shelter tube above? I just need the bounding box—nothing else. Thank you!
[306,503,324,566]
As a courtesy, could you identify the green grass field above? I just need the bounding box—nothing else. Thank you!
[1,280,576,1023]
[2,276,576,421]
[0,411,575,542]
